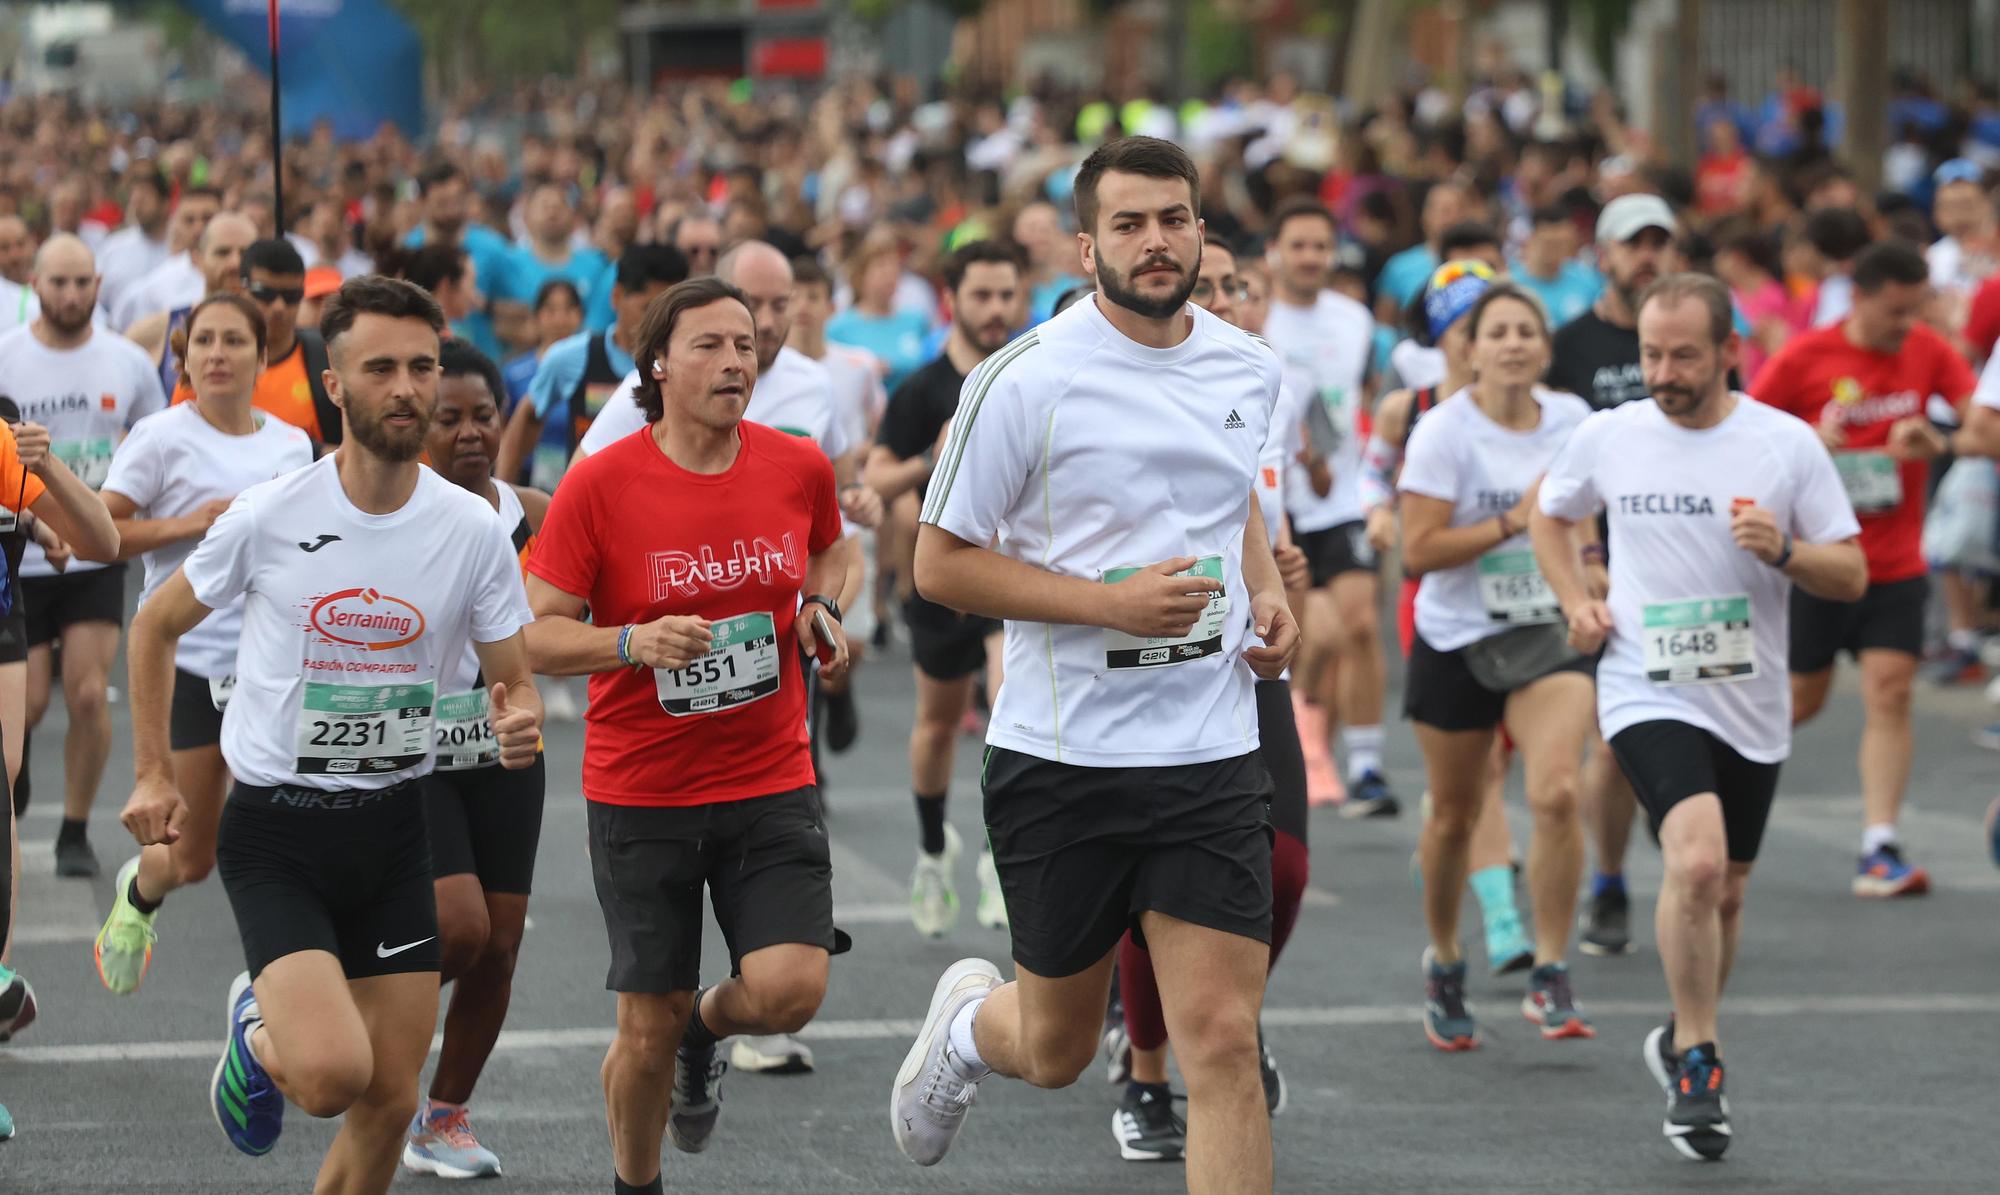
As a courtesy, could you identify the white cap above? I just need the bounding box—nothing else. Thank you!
[1596,193,1679,244]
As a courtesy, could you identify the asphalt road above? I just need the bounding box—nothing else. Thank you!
[3,626,1997,1193]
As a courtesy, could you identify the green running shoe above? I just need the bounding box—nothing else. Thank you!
[94,856,159,995]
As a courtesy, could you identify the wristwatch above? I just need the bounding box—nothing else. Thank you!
[801,594,843,623]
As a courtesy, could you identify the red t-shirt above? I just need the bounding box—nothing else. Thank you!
[527,420,841,806]
[1750,322,1977,583]
[1966,273,2000,362]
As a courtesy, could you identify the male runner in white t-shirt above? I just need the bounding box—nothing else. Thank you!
[890,137,1298,1194]
[1533,274,1864,1161]
[0,234,167,877]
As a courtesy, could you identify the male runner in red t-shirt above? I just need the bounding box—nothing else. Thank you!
[1751,241,1977,898]
[523,277,858,1195]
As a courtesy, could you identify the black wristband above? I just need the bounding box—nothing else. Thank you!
[801,593,842,623]
[1773,532,1794,570]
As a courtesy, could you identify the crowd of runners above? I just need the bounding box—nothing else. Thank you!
[0,64,1996,1194]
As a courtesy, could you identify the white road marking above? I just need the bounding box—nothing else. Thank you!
[8,991,1996,1065]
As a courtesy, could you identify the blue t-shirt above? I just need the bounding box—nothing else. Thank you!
[826,309,933,393]
[1510,258,1604,329]
[501,351,540,413]
[508,244,610,326]
[1028,273,1087,326]
[581,255,619,333]
[404,224,516,361]
[1377,244,1438,308]
[526,329,634,491]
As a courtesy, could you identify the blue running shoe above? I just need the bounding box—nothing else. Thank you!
[1421,947,1479,1051]
[211,972,283,1157]
[1664,1043,1731,1160]
[1339,771,1401,820]
[1853,844,1930,897]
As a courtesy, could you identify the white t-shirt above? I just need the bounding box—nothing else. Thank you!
[0,325,167,576]
[922,298,1280,767]
[0,280,39,333]
[112,253,202,331]
[581,347,851,462]
[95,226,171,319]
[1261,290,1375,532]
[1538,397,1860,762]
[103,404,314,678]
[1389,338,1448,393]
[1400,386,1592,651]
[182,457,534,790]
[1812,274,1854,329]
[430,480,530,773]
[1974,351,2000,411]
[1928,235,1998,300]
[1255,380,1307,550]
[822,343,886,455]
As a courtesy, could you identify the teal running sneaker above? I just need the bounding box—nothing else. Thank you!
[403,1103,502,1178]
[0,1100,14,1140]
[211,972,283,1156]
[94,856,159,994]
[0,965,35,1042]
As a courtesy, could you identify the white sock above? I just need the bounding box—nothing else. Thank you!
[1343,724,1385,780]
[1948,628,1981,653]
[945,995,990,1079]
[1862,823,1899,855]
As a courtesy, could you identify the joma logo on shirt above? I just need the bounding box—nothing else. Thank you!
[1617,494,1716,516]
[650,535,802,599]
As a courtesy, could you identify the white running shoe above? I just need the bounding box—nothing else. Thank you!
[891,957,1000,1166]
[974,847,1007,930]
[731,1033,815,1074]
[910,824,961,938]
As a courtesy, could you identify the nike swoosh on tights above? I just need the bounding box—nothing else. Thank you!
[375,937,434,958]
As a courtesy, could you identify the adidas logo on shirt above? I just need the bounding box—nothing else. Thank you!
[1224,409,1246,429]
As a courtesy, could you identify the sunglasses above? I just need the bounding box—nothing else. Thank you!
[247,282,305,306]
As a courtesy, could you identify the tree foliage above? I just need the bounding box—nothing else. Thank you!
[390,0,621,89]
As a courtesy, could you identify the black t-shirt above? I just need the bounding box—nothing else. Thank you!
[1548,310,1645,411]
[875,354,967,500]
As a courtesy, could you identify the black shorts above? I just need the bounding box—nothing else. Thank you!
[21,563,128,646]
[1403,632,1595,732]
[902,594,1000,682]
[170,667,226,752]
[1257,680,1307,845]
[1609,720,1782,863]
[424,755,546,894]
[982,746,1273,979]
[216,780,440,980]
[586,786,834,994]
[1789,575,1927,674]
[1295,520,1377,587]
[0,611,23,665]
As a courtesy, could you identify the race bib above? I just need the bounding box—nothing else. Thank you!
[1477,549,1559,624]
[433,688,500,771]
[1102,554,1230,669]
[1642,595,1756,684]
[1834,451,1902,515]
[529,443,568,495]
[55,437,113,488]
[293,680,436,774]
[208,674,235,712]
[655,611,781,716]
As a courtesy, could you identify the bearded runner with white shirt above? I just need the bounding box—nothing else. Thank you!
[0,234,167,878]
[891,138,1298,1195]
[116,277,541,1192]
[1533,274,1864,1163]
[1260,197,1397,818]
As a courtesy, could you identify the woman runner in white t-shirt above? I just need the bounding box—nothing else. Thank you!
[92,294,314,995]
[1396,284,1599,1050]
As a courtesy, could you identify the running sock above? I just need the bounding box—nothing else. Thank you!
[1468,865,1518,928]
[1117,934,1168,1051]
[614,1175,663,1195]
[680,987,720,1052]
[915,793,948,856]
[1948,628,1981,653]
[1863,823,1899,855]
[1269,830,1308,968]
[1342,725,1385,781]
[1591,871,1626,899]
[946,995,991,1079]
[128,873,162,915]
[57,817,87,844]
[1126,1080,1170,1102]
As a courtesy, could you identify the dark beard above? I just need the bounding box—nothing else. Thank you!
[1096,249,1199,321]
[347,401,430,462]
[44,304,93,337]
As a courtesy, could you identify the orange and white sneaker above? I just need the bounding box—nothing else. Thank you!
[1853,844,1930,897]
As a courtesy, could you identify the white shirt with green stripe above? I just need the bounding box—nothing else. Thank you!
[922,297,1281,768]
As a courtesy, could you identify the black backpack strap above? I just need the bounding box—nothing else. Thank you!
[299,328,340,451]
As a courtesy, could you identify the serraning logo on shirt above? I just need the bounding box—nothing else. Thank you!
[650,535,802,600]
[308,588,427,650]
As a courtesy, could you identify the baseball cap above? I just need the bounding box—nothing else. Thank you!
[1934,158,1984,187]
[1596,193,1679,244]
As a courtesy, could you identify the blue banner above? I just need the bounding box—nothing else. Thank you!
[176,0,425,141]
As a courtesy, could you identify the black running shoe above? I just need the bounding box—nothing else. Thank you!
[1258,1029,1286,1116]
[1338,770,1401,819]
[1111,1083,1184,1162]
[667,1042,726,1153]
[1642,1017,1679,1095]
[1578,887,1633,956]
[1664,1043,1731,1161]
[824,687,860,753]
[54,833,99,879]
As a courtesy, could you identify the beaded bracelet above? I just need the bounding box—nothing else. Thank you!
[617,623,637,667]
